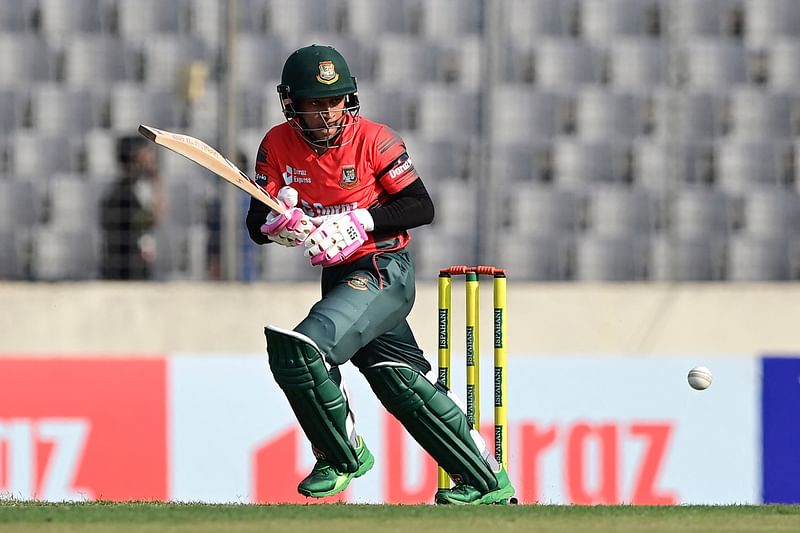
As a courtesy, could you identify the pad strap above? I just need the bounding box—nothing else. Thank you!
[265,325,359,473]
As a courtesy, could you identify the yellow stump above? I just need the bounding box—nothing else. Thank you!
[437,272,452,491]
[465,272,480,432]
[436,266,508,493]
[493,273,508,469]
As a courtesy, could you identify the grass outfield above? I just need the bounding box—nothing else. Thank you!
[0,502,798,533]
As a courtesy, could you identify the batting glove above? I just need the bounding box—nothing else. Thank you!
[304,209,374,267]
[260,186,313,247]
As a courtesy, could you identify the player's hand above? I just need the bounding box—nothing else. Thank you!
[260,186,313,247]
[304,209,373,267]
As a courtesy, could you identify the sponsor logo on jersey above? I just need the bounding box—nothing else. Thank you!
[340,165,359,189]
[347,275,369,291]
[300,200,359,217]
[282,165,311,185]
[316,61,339,85]
[255,173,268,186]
[388,158,413,179]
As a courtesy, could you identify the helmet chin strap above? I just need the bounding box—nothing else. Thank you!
[290,110,357,150]
[299,113,344,148]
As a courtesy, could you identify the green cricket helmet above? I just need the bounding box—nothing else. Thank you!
[277,44,360,148]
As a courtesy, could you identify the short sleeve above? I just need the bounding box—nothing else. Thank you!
[374,127,419,194]
[254,132,282,197]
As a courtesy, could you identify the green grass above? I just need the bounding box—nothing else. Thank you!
[0,502,798,533]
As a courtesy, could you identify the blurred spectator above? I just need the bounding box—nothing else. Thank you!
[100,135,165,280]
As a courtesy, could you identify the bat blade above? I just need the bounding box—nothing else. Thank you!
[138,124,284,213]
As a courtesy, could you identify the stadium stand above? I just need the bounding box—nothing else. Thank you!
[574,234,649,281]
[743,0,800,48]
[650,234,726,280]
[667,187,735,239]
[766,38,800,89]
[2,0,800,281]
[607,37,669,89]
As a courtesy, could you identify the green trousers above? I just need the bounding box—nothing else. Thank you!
[295,248,431,374]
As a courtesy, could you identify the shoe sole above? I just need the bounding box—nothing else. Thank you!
[298,448,375,498]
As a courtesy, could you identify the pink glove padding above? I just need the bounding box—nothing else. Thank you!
[260,186,313,247]
[304,210,372,267]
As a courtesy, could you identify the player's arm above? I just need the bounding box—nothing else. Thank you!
[246,195,272,244]
[245,140,312,247]
[246,142,274,244]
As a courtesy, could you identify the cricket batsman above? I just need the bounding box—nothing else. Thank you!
[245,44,515,505]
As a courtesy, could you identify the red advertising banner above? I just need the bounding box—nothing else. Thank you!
[0,358,167,501]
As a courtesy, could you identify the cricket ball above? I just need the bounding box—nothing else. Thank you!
[687,366,713,390]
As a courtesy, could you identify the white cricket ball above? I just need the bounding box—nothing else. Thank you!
[688,366,713,390]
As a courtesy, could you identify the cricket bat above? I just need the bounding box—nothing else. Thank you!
[138,124,285,213]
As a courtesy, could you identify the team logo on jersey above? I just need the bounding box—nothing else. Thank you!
[340,165,359,189]
[347,275,369,291]
[316,61,339,85]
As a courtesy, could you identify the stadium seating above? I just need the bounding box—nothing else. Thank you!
[374,35,440,87]
[650,235,726,281]
[0,35,53,85]
[488,86,564,143]
[740,186,800,239]
[607,37,669,89]
[727,235,791,280]
[0,0,31,32]
[47,174,102,231]
[345,0,417,37]
[574,234,649,281]
[681,38,750,88]
[495,232,572,280]
[108,82,182,134]
[585,184,659,237]
[744,0,800,47]
[534,38,603,88]
[552,139,627,190]
[264,0,345,38]
[667,187,734,239]
[29,83,100,133]
[574,88,647,140]
[714,139,791,194]
[767,38,800,89]
[63,35,135,88]
[487,141,552,183]
[402,135,477,181]
[420,0,483,38]
[0,229,25,279]
[2,0,800,282]
[580,0,658,44]
[500,0,575,47]
[415,85,480,141]
[665,0,743,37]
[649,89,725,140]
[427,178,480,235]
[114,0,187,38]
[725,86,797,139]
[504,183,582,236]
[31,227,101,281]
[0,88,22,131]
[37,0,105,39]
[9,131,79,178]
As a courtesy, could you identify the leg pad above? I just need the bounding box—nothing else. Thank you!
[361,364,497,492]
[265,325,359,473]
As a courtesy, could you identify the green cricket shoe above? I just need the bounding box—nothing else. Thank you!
[297,436,375,498]
[434,464,516,505]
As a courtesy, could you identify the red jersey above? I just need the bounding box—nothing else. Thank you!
[254,116,419,263]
